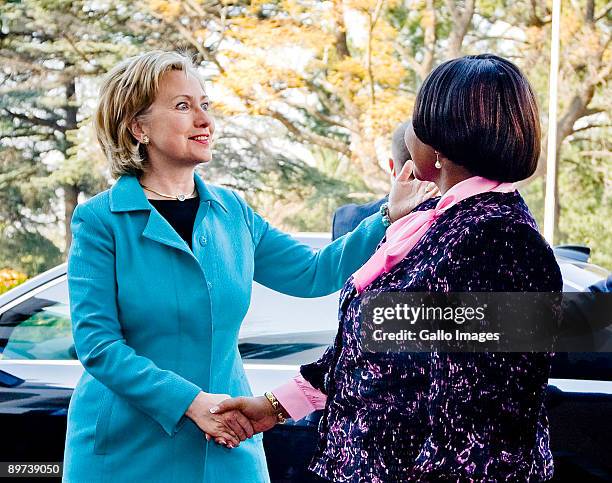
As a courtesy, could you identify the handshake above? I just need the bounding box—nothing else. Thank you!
[185,391,287,448]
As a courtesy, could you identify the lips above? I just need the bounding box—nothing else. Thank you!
[188,134,210,146]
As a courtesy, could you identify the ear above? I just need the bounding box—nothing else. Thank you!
[129,117,147,143]
[388,158,396,178]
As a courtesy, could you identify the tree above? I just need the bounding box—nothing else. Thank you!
[0,0,132,251]
[0,145,63,275]
[1,0,609,271]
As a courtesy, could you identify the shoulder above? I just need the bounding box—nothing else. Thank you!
[73,190,112,224]
[452,192,548,256]
[333,197,387,239]
[205,183,238,203]
[446,193,562,291]
[207,183,251,213]
[449,191,538,242]
[204,184,266,242]
[335,198,385,219]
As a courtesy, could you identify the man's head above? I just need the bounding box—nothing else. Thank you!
[389,120,412,178]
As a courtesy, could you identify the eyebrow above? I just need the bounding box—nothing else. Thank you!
[171,94,209,101]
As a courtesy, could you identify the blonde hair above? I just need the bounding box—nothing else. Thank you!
[95,50,204,178]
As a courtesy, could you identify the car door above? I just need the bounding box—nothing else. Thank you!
[0,275,82,463]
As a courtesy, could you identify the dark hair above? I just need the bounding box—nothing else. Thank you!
[412,54,540,182]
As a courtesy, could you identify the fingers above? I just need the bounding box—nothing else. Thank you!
[396,160,415,182]
[224,413,248,441]
[210,396,244,414]
[231,411,255,439]
[217,409,255,441]
[426,182,440,196]
[217,430,240,448]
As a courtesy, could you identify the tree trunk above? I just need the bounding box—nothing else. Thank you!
[63,183,79,252]
[63,75,79,252]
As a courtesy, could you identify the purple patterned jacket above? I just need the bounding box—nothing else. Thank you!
[301,191,562,482]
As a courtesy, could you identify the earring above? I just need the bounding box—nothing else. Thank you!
[142,135,150,145]
[434,151,441,169]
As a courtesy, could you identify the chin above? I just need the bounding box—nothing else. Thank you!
[413,169,427,181]
[189,153,212,165]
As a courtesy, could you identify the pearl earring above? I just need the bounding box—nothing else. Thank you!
[434,151,441,169]
[142,135,150,145]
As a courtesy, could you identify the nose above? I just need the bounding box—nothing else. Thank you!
[194,104,213,128]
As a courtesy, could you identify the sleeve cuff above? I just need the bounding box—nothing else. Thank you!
[272,376,327,421]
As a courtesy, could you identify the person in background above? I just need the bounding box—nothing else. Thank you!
[332,120,414,240]
[212,54,563,482]
[63,50,436,483]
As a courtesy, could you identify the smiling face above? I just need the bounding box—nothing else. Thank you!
[404,121,437,182]
[132,69,214,170]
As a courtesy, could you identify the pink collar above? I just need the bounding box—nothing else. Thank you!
[352,176,516,293]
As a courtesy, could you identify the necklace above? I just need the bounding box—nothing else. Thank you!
[140,183,197,201]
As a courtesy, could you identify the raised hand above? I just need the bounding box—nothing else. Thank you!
[184,391,247,448]
[388,160,440,222]
[209,396,280,445]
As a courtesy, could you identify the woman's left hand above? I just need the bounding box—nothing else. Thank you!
[388,160,439,223]
[208,396,279,446]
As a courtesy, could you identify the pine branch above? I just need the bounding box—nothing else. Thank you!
[2,108,65,132]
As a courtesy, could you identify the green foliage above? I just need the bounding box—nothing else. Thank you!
[0,229,63,277]
[521,177,545,230]
[557,142,611,270]
[0,145,63,276]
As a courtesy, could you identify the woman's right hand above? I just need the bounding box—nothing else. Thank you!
[210,396,280,434]
[388,160,440,222]
[185,391,244,448]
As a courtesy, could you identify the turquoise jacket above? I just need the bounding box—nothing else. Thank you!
[63,174,386,483]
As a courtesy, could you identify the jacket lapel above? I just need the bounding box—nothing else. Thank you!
[109,173,228,256]
[110,175,192,256]
[142,209,192,255]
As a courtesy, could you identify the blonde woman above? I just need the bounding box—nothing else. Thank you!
[62,50,436,482]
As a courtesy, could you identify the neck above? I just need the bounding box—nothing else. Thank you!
[140,165,196,198]
[435,163,475,196]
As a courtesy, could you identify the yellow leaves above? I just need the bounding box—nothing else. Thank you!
[228,16,328,51]
[362,90,414,135]
[148,0,182,20]
[194,28,209,42]
[281,0,310,17]
[329,57,368,85]
[219,53,306,115]
[0,268,27,295]
[345,0,385,12]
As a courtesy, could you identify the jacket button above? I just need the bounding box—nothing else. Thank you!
[199,235,207,246]
[207,281,212,289]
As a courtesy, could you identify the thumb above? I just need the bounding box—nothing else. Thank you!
[396,160,414,182]
[210,397,244,414]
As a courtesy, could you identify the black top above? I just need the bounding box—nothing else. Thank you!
[149,197,199,249]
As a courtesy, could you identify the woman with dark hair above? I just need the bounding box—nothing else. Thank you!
[214,54,562,482]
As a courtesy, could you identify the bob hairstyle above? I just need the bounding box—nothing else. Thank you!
[412,54,541,182]
[95,50,205,179]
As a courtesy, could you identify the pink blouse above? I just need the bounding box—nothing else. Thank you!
[272,375,327,420]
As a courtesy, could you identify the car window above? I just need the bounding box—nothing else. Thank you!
[0,278,76,360]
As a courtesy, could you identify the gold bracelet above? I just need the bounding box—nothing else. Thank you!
[264,391,287,424]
